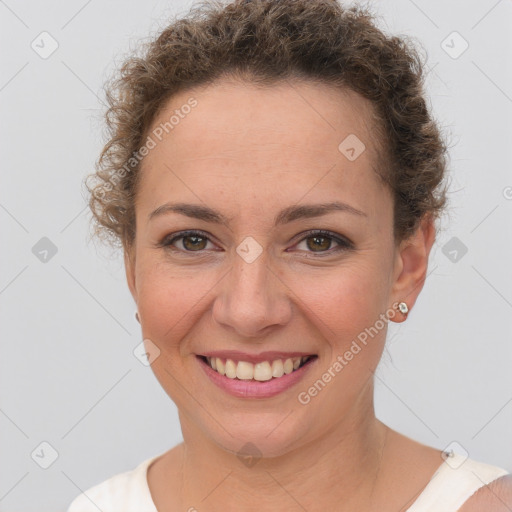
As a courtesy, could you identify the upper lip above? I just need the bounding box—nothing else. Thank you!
[198,350,316,364]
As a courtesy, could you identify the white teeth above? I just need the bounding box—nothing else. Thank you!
[216,358,225,376]
[225,359,237,379]
[271,359,284,378]
[253,361,272,381]
[283,358,294,374]
[236,361,254,380]
[206,355,314,380]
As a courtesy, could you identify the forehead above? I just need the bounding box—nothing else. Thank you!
[148,78,379,158]
[138,78,389,220]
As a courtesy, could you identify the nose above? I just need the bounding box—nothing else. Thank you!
[212,249,292,339]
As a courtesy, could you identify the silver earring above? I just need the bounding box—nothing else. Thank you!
[135,311,140,323]
[397,302,409,315]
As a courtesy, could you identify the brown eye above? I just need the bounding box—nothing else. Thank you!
[161,230,214,252]
[181,234,207,251]
[293,230,353,256]
[306,234,333,252]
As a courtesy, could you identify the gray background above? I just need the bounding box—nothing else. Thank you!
[1,0,511,510]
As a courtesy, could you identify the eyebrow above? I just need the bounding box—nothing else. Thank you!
[148,201,367,226]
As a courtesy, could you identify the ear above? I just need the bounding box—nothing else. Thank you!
[390,214,436,322]
[124,246,138,304]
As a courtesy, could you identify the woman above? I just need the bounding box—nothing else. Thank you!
[67,0,511,510]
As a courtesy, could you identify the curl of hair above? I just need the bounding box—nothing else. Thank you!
[85,0,450,254]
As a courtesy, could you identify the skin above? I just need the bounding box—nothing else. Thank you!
[124,78,461,511]
[459,474,512,511]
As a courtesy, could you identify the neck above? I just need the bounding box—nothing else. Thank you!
[175,384,391,511]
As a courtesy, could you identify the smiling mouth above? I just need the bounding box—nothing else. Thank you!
[198,355,317,381]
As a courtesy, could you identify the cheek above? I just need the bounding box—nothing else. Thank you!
[291,264,391,421]
[136,262,214,356]
[285,260,390,348]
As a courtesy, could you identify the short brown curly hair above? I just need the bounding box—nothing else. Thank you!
[86,0,450,255]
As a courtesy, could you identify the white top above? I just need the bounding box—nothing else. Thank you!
[67,451,509,512]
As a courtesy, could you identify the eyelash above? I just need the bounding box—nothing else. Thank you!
[159,229,353,257]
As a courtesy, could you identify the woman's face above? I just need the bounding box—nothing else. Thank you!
[125,79,431,457]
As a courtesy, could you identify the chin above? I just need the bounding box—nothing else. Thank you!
[197,406,315,461]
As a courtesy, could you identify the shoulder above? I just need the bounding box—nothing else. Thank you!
[66,456,157,512]
[66,476,115,512]
[66,469,129,512]
[458,474,512,512]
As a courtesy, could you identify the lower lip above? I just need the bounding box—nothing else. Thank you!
[197,356,317,399]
